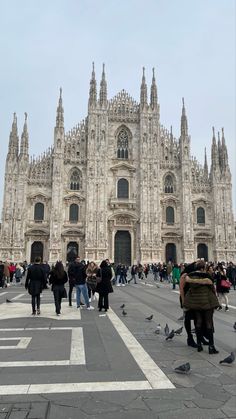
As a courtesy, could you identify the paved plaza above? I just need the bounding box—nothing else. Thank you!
[0,276,235,419]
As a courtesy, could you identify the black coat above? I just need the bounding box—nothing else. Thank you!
[215,271,230,294]
[96,266,113,294]
[25,264,46,296]
[68,262,86,285]
[49,270,68,290]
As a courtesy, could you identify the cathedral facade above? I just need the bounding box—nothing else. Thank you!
[0,65,235,265]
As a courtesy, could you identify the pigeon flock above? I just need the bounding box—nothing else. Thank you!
[119,303,235,374]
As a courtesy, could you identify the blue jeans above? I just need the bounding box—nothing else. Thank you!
[76,284,89,308]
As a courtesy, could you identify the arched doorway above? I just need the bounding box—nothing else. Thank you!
[31,241,44,262]
[165,243,176,263]
[197,243,208,261]
[67,242,78,262]
[114,231,131,266]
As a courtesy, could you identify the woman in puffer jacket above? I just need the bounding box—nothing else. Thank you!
[183,260,220,354]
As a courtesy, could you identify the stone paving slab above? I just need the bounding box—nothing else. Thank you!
[0,284,236,418]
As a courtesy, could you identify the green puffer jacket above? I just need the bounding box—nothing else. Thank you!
[183,271,219,310]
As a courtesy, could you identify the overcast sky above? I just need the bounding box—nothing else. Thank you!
[0,0,235,217]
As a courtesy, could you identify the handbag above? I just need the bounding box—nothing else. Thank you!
[96,269,102,284]
[62,287,68,298]
[220,279,231,289]
[86,276,97,290]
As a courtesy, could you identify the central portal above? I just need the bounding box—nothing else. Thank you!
[114,230,131,266]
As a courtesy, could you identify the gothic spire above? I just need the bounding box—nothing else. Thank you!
[56,87,64,129]
[217,131,222,169]
[150,68,158,110]
[89,62,97,108]
[140,67,148,109]
[221,127,228,170]
[99,63,107,108]
[8,112,19,157]
[204,147,208,177]
[211,126,218,171]
[20,112,29,156]
[180,97,188,137]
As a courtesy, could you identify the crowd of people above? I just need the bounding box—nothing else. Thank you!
[0,258,235,353]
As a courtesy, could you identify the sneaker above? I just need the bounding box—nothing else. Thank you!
[37,310,40,315]
[31,311,36,315]
[225,306,229,311]
[56,313,60,316]
[117,284,121,286]
[87,306,94,310]
[77,306,83,309]
[89,298,91,302]
[122,284,125,287]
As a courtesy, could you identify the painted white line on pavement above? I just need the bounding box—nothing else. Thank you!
[70,328,85,364]
[0,327,79,331]
[0,302,81,320]
[0,337,32,349]
[0,381,151,395]
[0,360,81,367]
[0,327,85,367]
[11,293,25,300]
[222,303,236,310]
[0,292,8,296]
[107,309,175,390]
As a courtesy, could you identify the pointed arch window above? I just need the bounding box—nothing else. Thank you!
[117,178,129,198]
[70,169,81,190]
[197,207,205,224]
[164,175,174,193]
[34,203,44,221]
[69,204,79,223]
[166,206,174,224]
[117,128,129,159]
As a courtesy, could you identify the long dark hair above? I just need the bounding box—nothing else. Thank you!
[54,261,65,279]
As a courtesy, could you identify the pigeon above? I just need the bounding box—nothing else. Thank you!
[219,352,235,365]
[166,329,175,341]
[178,315,184,321]
[174,362,191,374]
[6,299,12,303]
[146,314,153,321]
[154,324,161,334]
[233,322,236,331]
[120,304,125,309]
[164,323,169,336]
[174,326,183,335]
[122,309,127,316]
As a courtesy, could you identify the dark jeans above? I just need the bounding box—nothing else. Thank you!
[68,280,75,306]
[98,292,109,310]
[87,285,95,299]
[195,309,214,346]
[31,294,40,313]
[53,285,64,314]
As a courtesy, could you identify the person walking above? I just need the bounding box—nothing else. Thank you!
[49,261,68,316]
[172,264,181,289]
[25,256,46,315]
[15,263,23,285]
[3,261,10,287]
[96,260,113,312]
[128,264,137,284]
[86,261,99,301]
[69,257,94,310]
[215,263,230,311]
